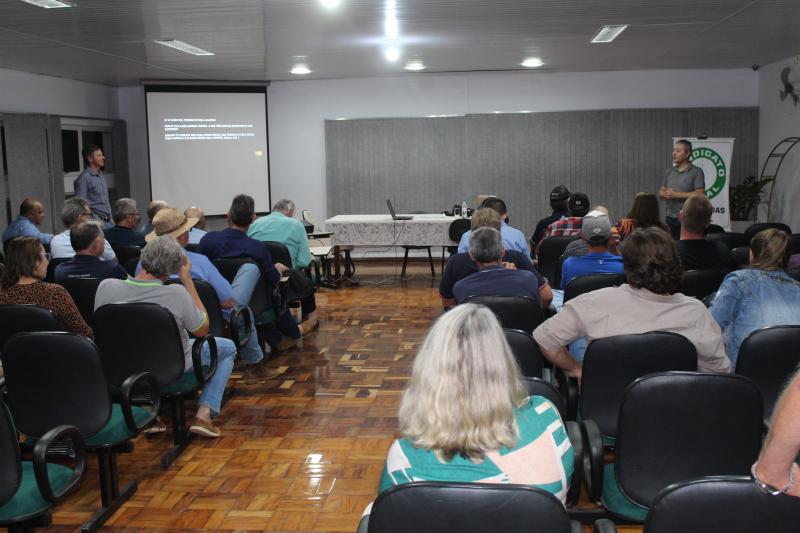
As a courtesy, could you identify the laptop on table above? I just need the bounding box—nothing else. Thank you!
[386,199,412,220]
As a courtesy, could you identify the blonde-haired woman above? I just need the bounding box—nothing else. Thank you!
[380,303,574,500]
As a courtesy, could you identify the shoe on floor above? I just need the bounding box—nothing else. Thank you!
[189,417,221,438]
[299,319,319,337]
[143,416,166,435]
[243,363,282,380]
[275,336,300,352]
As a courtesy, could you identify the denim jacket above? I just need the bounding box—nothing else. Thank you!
[709,269,800,366]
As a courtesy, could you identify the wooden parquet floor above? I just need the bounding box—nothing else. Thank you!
[48,261,642,533]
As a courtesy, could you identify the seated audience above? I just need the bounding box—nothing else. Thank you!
[457,197,528,255]
[104,198,146,248]
[709,229,800,365]
[530,186,570,255]
[536,192,591,254]
[2,197,53,247]
[453,227,542,305]
[94,236,235,438]
[144,207,275,377]
[200,194,309,350]
[560,211,624,289]
[54,221,128,282]
[0,237,92,337]
[752,368,800,497]
[51,197,116,261]
[185,206,208,245]
[378,304,573,498]
[141,200,169,235]
[247,199,318,330]
[677,193,735,271]
[615,192,668,241]
[533,227,731,378]
[441,208,551,308]
[561,205,620,259]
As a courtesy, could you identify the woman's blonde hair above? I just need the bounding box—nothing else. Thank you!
[470,207,502,231]
[398,304,526,461]
[749,228,791,271]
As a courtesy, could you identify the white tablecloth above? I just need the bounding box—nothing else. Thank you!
[324,214,460,247]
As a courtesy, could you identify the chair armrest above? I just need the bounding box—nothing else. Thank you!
[191,335,217,385]
[569,520,583,533]
[228,306,252,353]
[119,372,161,433]
[565,420,584,507]
[556,369,579,420]
[593,519,618,533]
[582,419,604,502]
[32,425,86,503]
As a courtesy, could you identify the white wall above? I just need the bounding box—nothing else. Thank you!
[758,56,800,229]
[0,67,115,118]
[268,68,759,222]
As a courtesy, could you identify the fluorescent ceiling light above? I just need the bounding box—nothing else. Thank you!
[385,18,399,39]
[154,39,214,56]
[520,57,544,68]
[290,63,311,75]
[404,60,426,71]
[320,0,340,8]
[591,24,629,43]
[384,46,400,62]
[19,0,74,7]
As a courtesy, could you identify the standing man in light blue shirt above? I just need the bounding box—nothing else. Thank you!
[74,144,112,223]
[2,197,53,247]
[457,197,529,255]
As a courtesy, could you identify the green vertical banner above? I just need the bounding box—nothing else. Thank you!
[675,137,734,230]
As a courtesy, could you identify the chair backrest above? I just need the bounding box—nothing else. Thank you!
[703,224,725,235]
[616,372,763,509]
[58,277,103,329]
[166,278,225,338]
[448,218,471,244]
[735,325,800,418]
[45,257,70,282]
[0,397,21,509]
[704,232,749,251]
[369,482,573,533]
[213,258,269,316]
[520,377,567,422]
[94,303,186,388]
[790,233,800,255]
[644,476,800,533]
[538,235,581,285]
[744,222,792,241]
[462,295,544,333]
[0,304,60,350]
[2,332,111,438]
[111,245,141,267]
[184,243,201,253]
[580,332,697,439]
[679,268,730,299]
[504,329,544,378]
[265,241,293,268]
[731,246,750,268]
[563,273,627,303]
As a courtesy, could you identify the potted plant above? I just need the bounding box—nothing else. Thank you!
[730,176,774,229]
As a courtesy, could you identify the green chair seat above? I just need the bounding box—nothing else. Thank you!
[255,309,277,325]
[600,463,648,522]
[161,366,211,395]
[0,462,74,524]
[85,404,152,447]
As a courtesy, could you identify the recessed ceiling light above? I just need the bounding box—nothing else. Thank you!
[19,0,74,7]
[404,60,426,71]
[591,24,629,43]
[384,46,400,62]
[520,57,544,68]
[154,39,214,56]
[290,63,312,75]
[320,0,340,8]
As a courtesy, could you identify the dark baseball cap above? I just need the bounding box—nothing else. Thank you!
[549,186,570,202]
[569,192,590,214]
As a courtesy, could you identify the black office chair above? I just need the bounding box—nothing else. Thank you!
[59,277,104,330]
[679,268,730,299]
[563,273,627,303]
[368,482,583,533]
[94,303,219,468]
[790,233,800,255]
[0,304,60,351]
[744,222,792,241]
[703,224,725,235]
[504,329,545,378]
[110,245,141,276]
[735,325,800,420]
[44,257,70,282]
[2,332,158,532]
[264,241,293,268]
[538,236,581,286]
[705,232,749,251]
[0,396,84,533]
[462,295,544,333]
[213,258,279,322]
[443,218,471,271]
[731,246,750,268]
[184,243,201,254]
[568,332,697,444]
[584,372,763,522]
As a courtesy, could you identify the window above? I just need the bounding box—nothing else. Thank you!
[60,119,115,197]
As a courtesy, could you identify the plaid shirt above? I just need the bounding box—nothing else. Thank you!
[536,217,583,255]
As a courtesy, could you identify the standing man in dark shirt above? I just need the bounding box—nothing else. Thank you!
[104,198,147,248]
[54,221,128,282]
[531,186,570,256]
[660,139,705,239]
[676,194,735,271]
[74,144,111,223]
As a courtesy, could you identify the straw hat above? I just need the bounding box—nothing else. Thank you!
[145,207,198,242]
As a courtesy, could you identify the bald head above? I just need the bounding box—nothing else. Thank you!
[185,206,206,230]
[147,200,169,223]
[20,197,45,226]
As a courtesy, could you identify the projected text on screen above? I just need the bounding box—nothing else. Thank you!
[163,118,256,141]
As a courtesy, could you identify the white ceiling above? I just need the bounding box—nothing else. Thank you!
[0,0,799,87]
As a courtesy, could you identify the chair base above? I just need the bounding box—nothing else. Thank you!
[567,507,618,525]
[4,513,51,533]
[81,480,136,533]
